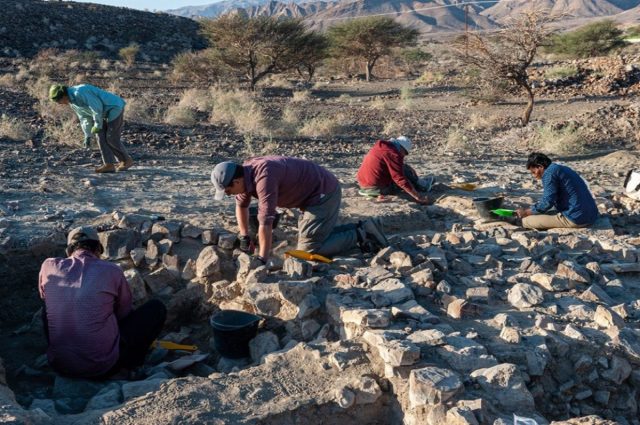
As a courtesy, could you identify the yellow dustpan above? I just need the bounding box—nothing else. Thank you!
[285,250,333,263]
[450,182,478,191]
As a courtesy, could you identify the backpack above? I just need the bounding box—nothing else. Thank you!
[624,170,640,201]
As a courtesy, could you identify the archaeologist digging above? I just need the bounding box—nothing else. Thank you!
[211,156,389,262]
[517,152,599,230]
[356,136,430,204]
[39,226,166,379]
[48,84,134,173]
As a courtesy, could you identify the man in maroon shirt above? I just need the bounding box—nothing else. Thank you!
[357,136,429,204]
[39,226,166,378]
[211,156,389,261]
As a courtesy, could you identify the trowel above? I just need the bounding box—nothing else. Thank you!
[285,250,333,263]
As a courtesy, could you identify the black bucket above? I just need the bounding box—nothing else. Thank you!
[210,310,262,359]
[473,196,504,220]
[248,206,282,236]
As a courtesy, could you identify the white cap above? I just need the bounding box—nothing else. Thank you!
[391,136,411,154]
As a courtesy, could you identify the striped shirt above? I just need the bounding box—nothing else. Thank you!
[39,250,132,377]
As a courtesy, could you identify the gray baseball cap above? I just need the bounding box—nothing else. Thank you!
[210,161,238,201]
[67,226,100,246]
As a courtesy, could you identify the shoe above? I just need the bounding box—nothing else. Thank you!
[361,218,389,249]
[95,164,116,173]
[116,158,134,171]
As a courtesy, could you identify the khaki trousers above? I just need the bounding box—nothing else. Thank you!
[522,213,588,230]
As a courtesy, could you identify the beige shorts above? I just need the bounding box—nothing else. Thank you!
[522,213,588,230]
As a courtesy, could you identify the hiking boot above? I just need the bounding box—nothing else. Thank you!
[116,158,134,171]
[95,163,116,173]
[361,218,389,249]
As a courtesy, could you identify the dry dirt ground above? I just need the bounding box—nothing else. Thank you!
[1,57,640,425]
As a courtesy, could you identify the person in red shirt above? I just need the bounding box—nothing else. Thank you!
[39,226,166,379]
[357,136,429,204]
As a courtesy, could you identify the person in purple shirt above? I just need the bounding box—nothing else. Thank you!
[211,156,389,262]
[517,153,598,230]
[39,226,166,379]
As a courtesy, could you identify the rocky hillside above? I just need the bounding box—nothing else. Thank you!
[169,0,640,34]
[0,0,206,61]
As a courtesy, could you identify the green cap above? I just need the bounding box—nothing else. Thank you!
[48,84,66,101]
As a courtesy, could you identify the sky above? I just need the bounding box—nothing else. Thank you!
[73,0,218,11]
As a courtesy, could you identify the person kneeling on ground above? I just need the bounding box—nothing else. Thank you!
[39,226,166,379]
[356,136,430,204]
[48,84,134,174]
[516,152,598,230]
[211,156,389,262]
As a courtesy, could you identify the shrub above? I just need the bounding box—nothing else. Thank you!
[445,127,470,152]
[164,105,197,126]
[178,88,214,112]
[415,70,445,85]
[382,119,407,137]
[544,65,579,80]
[126,96,160,124]
[209,89,271,136]
[119,43,140,68]
[44,114,83,146]
[548,20,625,58]
[532,124,587,155]
[291,90,311,102]
[398,86,413,110]
[298,114,346,138]
[465,112,503,132]
[0,114,33,141]
[170,50,226,83]
[369,97,388,110]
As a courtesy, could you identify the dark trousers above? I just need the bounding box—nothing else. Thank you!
[43,299,167,378]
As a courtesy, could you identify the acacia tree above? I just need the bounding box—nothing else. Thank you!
[327,17,419,81]
[549,20,625,58]
[454,9,556,126]
[201,15,318,90]
[290,32,329,82]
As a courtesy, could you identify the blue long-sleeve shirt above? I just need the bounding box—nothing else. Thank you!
[531,163,598,225]
[67,85,126,139]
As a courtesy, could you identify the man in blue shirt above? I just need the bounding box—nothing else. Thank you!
[516,153,598,230]
[49,84,133,173]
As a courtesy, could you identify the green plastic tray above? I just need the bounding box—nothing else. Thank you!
[491,208,515,217]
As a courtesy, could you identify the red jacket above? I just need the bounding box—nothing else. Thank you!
[357,140,414,193]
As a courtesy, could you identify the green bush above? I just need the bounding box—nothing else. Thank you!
[548,20,625,58]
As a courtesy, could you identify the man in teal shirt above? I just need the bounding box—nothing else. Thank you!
[49,84,134,173]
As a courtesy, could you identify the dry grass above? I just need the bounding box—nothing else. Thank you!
[164,105,197,126]
[298,114,346,138]
[369,97,388,110]
[126,96,160,124]
[544,65,579,80]
[0,115,33,141]
[531,124,587,155]
[178,88,214,112]
[44,115,83,146]
[209,89,271,136]
[398,86,414,111]
[0,74,15,87]
[382,119,408,137]
[264,74,293,89]
[415,70,445,85]
[445,127,471,152]
[291,90,311,102]
[465,112,504,132]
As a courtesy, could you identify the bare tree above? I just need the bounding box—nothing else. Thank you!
[454,8,556,126]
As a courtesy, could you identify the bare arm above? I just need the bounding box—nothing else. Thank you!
[236,204,250,236]
[258,224,273,260]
